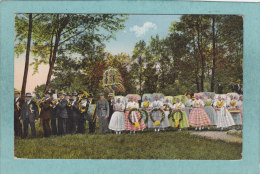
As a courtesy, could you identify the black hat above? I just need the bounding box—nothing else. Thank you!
[65,93,70,96]
[25,93,32,97]
[77,91,83,95]
[72,92,77,97]
[88,94,94,98]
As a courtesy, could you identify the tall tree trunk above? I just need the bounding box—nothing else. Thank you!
[21,13,32,101]
[44,31,61,93]
[192,35,200,92]
[44,15,70,93]
[211,16,216,92]
[196,20,205,92]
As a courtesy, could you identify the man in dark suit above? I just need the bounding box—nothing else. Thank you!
[108,93,114,124]
[86,94,96,134]
[50,92,59,136]
[70,93,80,134]
[57,93,69,136]
[20,93,38,138]
[14,90,23,137]
[39,91,52,137]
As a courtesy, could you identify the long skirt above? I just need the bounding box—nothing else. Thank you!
[240,108,243,124]
[140,109,150,127]
[125,110,146,131]
[169,111,189,129]
[188,108,211,127]
[148,110,170,129]
[216,108,235,128]
[109,111,125,131]
[230,112,242,125]
[185,107,192,119]
[204,106,217,125]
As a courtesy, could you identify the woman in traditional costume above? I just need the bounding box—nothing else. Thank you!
[108,96,126,134]
[163,96,174,123]
[148,94,169,132]
[226,93,242,126]
[203,93,217,126]
[213,95,235,130]
[141,94,152,127]
[171,97,189,131]
[188,93,211,130]
[125,94,145,134]
[184,94,194,119]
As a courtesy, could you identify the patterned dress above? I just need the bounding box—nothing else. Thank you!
[203,99,217,125]
[125,102,146,131]
[185,99,194,119]
[227,99,242,125]
[188,99,211,127]
[148,100,170,129]
[237,100,243,124]
[170,102,189,128]
[108,103,125,131]
[214,100,235,128]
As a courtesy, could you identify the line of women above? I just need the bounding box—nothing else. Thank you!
[108,92,243,134]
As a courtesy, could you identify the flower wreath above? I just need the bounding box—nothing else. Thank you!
[140,109,149,123]
[170,110,183,128]
[163,104,172,118]
[149,108,165,126]
[128,108,143,127]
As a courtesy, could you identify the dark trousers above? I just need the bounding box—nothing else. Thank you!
[14,117,22,137]
[89,119,96,134]
[77,116,85,134]
[42,119,51,137]
[69,116,77,134]
[58,117,67,135]
[51,118,57,135]
[23,118,36,138]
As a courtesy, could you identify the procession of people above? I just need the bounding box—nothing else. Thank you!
[14,89,243,138]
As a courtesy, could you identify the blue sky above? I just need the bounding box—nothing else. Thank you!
[15,15,181,92]
[104,15,181,56]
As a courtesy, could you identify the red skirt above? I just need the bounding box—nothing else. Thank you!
[125,110,146,131]
[188,108,211,127]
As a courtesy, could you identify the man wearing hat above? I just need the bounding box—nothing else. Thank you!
[77,95,88,134]
[39,91,52,137]
[108,93,114,125]
[50,91,59,136]
[14,89,23,137]
[96,93,110,134]
[86,94,96,134]
[70,92,80,134]
[20,93,39,138]
[57,93,69,135]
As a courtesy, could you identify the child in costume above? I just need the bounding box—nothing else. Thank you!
[213,95,235,130]
[141,94,152,127]
[171,97,189,131]
[163,96,174,124]
[188,93,211,130]
[148,94,169,132]
[108,96,126,134]
[203,93,217,126]
[125,94,146,134]
[184,94,194,119]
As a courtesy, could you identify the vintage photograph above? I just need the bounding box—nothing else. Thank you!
[14,14,243,159]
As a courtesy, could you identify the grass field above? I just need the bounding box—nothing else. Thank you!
[15,129,242,160]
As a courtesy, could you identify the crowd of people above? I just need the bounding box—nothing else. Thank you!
[14,90,243,138]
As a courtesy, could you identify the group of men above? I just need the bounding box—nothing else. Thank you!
[14,89,115,138]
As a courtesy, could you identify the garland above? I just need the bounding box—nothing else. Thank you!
[170,110,183,128]
[128,108,143,126]
[140,109,149,123]
[216,101,224,108]
[149,108,165,126]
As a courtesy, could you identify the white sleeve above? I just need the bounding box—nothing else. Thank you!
[135,102,139,109]
[141,102,144,108]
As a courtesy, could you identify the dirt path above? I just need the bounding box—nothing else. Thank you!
[191,131,242,143]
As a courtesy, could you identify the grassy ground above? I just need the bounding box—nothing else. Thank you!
[15,129,242,159]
